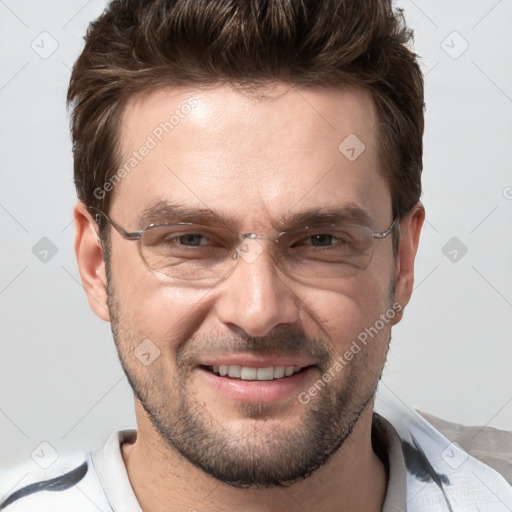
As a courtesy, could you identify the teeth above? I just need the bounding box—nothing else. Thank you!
[256,367,274,380]
[285,366,295,377]
[210,364,303,380]
[240,367,257,380]
[228,365,241,378]
[273,366,285,378]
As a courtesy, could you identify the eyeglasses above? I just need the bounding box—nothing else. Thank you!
[91,208,397,286]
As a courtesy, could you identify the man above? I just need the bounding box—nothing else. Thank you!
[1,0,510,511]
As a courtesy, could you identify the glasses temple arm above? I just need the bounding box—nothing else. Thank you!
[88,207,142,241]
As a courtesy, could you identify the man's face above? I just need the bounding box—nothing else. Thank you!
[102,84,400,487]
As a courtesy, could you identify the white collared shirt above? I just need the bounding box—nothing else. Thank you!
[1,396,511,511]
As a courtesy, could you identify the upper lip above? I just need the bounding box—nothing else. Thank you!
[196,355,317,369]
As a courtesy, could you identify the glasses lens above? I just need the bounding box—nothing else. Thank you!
[139,223,376,284]
[141,224,236,282]
[281,226,374,279]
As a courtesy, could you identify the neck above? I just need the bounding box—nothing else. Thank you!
[122,400,387,512]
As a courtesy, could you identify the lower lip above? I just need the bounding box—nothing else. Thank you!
[194,367,314,404]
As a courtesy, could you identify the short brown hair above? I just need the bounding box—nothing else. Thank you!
[68,0,423,224]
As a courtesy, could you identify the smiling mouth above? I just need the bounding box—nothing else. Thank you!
[202,364,310,381]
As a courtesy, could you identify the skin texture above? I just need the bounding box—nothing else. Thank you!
[74,83,424,511]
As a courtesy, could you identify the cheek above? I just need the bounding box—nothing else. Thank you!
[108,243,209,349]
[109,239,150,292]
[304,269,393,342]
[145,286,215,343]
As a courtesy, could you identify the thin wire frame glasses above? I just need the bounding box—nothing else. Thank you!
[90,207,397,286]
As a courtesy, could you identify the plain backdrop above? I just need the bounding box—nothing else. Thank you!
[0,0,511,474]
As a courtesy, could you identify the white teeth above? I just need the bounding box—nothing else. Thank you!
[240,367,257,380]
[285,366,295,377]
[273,366,285,378]
[211,364,303,380]
[228,365,241,378]
[256,367,274,381]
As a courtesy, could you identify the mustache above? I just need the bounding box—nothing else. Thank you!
[177,328,332,366]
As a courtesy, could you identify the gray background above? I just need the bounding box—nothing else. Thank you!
[0,0,511,481]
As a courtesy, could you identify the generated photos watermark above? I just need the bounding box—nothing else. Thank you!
[298,302,402,405]
[94,96,199,200]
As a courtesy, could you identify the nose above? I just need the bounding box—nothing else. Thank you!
[214,240,301,338]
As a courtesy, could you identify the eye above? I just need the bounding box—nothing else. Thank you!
[305,234,340,247]
[293,231,352,248]
[158,231,226,251]
[142,225,229,257]
[175,233,209,247]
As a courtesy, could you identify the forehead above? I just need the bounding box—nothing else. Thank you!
[112,83,391,229]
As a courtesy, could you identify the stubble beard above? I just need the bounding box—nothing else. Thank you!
[106,269,393,488]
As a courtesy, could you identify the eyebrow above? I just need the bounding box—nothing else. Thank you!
[138,200,377,231]
[138,200,238,227]
[280,206,376,230]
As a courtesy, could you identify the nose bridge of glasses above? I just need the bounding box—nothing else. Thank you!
[231,232,282,266]
[241,232,279,243]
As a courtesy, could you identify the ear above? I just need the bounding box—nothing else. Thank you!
[74,201,111,322]
[391,202,425,325]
